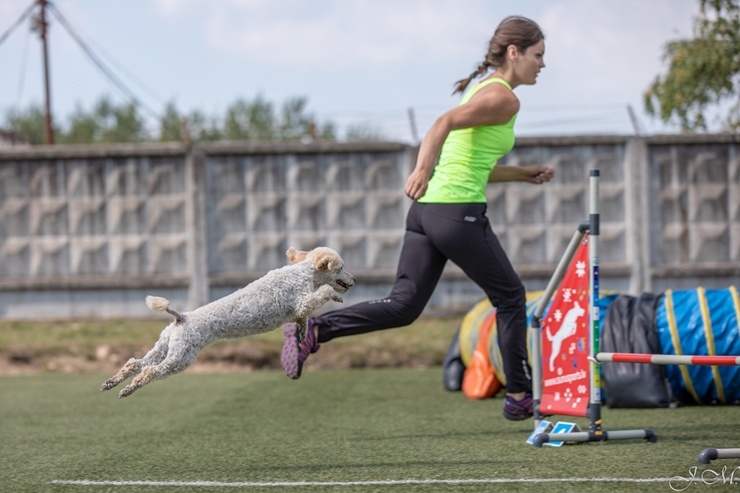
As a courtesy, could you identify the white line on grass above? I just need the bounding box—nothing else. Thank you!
[51,477,676,487]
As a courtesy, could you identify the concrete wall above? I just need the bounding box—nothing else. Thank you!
[0,134,737,319]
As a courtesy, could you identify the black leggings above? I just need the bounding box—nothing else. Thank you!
[315,201,531,393]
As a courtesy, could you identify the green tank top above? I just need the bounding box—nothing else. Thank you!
[418,77,517,204]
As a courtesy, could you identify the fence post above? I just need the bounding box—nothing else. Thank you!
[624,137,651,294]
[186,146,209,309]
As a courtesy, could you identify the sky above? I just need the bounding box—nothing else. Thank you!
[0,0,702,143]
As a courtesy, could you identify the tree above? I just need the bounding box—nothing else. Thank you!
[3,104,56,145]
[223,95,276,141]
[2,94,347,145]
[62,96,149,144]
[3,96,150,144]
[185,110,224,142]
[344,122,386,141]
[644,0,740,131]
[278,97,337,141]
[158,101,186,143]
[157,103,224,143]
[221,95,336,141]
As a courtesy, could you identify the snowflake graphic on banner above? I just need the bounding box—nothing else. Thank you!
[564,388,573,402]
[562,288,572,302]
[575,260,586,277]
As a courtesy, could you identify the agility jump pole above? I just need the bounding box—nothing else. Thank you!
[530,169,656,448]
[596,350,740,465]
[596,353,740,366]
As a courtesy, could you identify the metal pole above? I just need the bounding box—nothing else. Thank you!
[626,104,642,136]
[38,0,54,145]
[407,107,419,145]
[596,352,740,366]
[588,169,602,437]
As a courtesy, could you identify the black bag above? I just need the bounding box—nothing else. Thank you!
[601,293,671,408]
[442,327,465,392]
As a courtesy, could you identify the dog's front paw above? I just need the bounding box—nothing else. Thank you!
[331,293,343,303]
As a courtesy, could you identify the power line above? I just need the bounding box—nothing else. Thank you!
[14,23,33,107]
[46,1,162,121]
[0,1,35,49]
[45,3,168,109]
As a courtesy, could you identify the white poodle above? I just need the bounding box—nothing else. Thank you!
[101,246,355,398]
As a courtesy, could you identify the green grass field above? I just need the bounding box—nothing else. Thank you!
[2,368,739,493]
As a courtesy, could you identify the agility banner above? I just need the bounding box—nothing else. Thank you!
[540,235,590,417]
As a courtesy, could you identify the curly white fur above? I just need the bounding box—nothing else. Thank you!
[101,246,355,398]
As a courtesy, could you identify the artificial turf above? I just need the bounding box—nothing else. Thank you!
[1,368,738,493]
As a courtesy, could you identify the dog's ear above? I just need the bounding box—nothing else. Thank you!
[314,250,340,272]
[286,247,308,264]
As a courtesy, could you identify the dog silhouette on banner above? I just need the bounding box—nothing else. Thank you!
[546,301,586,372]
[540,235,591,418]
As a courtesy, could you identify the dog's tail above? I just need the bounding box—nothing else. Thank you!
[145,295,183,323]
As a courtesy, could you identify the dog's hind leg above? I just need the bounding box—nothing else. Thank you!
[101,326,172,392]
[101,357,142,392]
[118,342,201,398]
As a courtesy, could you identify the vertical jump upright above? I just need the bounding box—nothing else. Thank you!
[528,169,657,447]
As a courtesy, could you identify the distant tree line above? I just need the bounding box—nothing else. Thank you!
[1,94,382,145]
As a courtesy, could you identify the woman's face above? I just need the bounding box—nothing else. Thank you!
[514,39,546,85]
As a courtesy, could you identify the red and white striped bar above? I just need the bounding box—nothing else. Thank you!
[596,352,740,366]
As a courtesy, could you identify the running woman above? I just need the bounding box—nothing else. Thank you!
[281,15,554,421]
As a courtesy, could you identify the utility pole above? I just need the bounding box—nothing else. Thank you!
[37,0,54,145]
[407,107,419,145]
[626,104,642,137]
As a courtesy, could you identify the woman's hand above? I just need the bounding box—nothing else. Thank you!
[522,165,554,185]
[404,168,432,200]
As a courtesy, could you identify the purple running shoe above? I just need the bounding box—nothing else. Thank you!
[503,392,534,421]
[280,319,320,380]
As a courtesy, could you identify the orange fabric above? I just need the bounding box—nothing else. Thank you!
[462,310,501,400]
